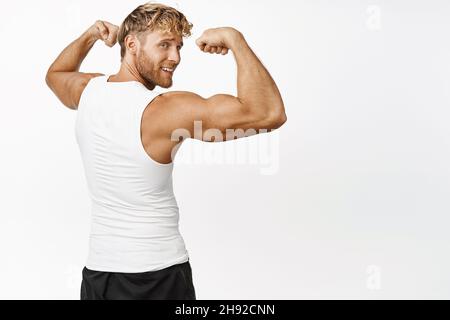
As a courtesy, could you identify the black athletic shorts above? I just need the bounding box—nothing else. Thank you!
[80,260,196,300]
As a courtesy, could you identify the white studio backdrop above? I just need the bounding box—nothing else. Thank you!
[1,0,450,299]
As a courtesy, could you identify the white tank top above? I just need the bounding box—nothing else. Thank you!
[75,75,189,273]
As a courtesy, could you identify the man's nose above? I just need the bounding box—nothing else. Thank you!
[168,48,181,64]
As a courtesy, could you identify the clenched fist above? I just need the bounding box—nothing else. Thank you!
[195,27,242,55]
[87,20,119,47]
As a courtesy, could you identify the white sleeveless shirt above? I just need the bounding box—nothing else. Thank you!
[75,75,189,273]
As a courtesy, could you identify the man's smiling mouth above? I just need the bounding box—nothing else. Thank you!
[161,67,174,74]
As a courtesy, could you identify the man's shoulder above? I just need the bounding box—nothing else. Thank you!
[144,91,208,137]
[148,91,207,121]
[153,91,204,107]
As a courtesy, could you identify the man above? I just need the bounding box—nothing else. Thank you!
[46,2,287,300]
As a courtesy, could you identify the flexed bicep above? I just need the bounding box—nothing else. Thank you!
[155,91,279,143]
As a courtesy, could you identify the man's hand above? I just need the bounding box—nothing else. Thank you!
[195,27,243,55]
[87,20,119,47]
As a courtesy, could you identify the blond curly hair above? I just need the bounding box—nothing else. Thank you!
[118,2,193,60]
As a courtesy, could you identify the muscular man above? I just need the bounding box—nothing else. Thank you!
[46,2,287,300]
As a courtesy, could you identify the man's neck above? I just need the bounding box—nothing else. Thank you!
[109,62,156,91]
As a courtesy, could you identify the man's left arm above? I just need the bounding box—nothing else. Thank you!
[45,21,118,110]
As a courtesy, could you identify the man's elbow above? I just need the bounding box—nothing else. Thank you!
[45,72,55,90]
[267,109,287,130]
[44,73,77,110]
[273,114,287,129]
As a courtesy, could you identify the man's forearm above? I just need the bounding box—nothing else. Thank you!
[47,29,98,73]
[227,31,286,122]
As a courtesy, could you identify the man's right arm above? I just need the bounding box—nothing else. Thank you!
[157,27,287,143]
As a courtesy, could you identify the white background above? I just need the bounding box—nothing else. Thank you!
[1,0,450,299]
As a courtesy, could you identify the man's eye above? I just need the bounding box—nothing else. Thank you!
[161,43,169,48]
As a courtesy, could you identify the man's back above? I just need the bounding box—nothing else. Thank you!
[76,75,189,273]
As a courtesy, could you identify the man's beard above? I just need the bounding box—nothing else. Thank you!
[136,49,173,89]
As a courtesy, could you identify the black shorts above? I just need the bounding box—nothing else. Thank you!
[80,261,196,300]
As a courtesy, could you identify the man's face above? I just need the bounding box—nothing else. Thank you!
[135,30,183,89]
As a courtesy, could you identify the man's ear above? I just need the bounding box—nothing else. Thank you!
[125,34,139,56]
